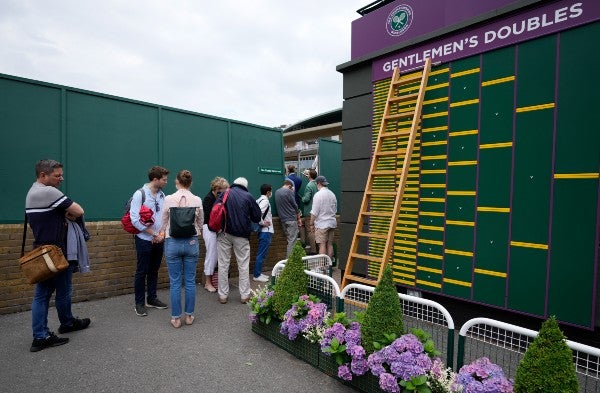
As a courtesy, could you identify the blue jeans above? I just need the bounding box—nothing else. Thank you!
[254,232,272,278]
[134,236,164,305]
[165,237,199,318]
[31,263,75,339]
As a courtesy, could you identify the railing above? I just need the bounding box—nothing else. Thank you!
[458,317,600,392]
[339,283,455,368]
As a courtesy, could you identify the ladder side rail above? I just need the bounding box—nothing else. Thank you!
[377,58,432,281]
[342,67,400,288]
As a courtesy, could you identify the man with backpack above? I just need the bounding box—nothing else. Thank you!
[216,177,261,304]
[253,184,273,283]
[129,166,169,317]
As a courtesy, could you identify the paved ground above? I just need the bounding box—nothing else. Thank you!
[0,275,350,393]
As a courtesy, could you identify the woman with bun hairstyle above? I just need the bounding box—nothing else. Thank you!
[160,170,203,328]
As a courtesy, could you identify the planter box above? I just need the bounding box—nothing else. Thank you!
[252,321,382,392]
[318,352,382,393]
[251,320,320,367]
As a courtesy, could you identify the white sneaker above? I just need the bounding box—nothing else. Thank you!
[253,274,269,282]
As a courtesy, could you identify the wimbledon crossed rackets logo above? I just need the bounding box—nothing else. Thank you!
[386,4,413,37]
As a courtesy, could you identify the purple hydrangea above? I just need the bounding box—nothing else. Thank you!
[280,296,327,340]
[457,357,514,393]
[338,364,353,381]
[379,372,400,393]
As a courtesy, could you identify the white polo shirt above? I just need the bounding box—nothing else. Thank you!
[310,187,337,229]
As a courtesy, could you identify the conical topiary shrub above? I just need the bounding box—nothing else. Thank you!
[514,316,579,393]
[271,241,308,319]
[360,264,404,354]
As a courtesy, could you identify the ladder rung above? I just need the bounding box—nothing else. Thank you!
[356,232,387,239]
[362,211,393,217]
[380,130,411,138]
[393,74,422,85]
[389,92,419,104]
[351,253,383,263]
[366,190,397,196]
[372,169,403,176]
[384,110,414,121]
[344,274,378,286]
[375,149,407,157]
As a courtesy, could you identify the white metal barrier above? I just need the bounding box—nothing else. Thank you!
[339,283,455,368]
[458,317,600,392]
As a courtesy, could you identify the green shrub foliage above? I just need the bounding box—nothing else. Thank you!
[514,316,579,393]
[360,265,404,354]
[271,241,308,319]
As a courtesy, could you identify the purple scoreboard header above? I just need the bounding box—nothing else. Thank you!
[370,0,600,81]
[352,0,528,59]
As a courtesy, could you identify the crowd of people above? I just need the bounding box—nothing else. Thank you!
[23,160,337,351]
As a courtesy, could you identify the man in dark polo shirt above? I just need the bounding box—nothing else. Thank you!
[25,159,90,352]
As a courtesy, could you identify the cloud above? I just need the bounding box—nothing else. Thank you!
[0,0,365,127]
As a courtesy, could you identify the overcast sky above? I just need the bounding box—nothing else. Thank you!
[0,1,367,128]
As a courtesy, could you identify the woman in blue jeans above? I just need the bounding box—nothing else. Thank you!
[160,170,204,328]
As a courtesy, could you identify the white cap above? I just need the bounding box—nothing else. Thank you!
[233,177,248,188]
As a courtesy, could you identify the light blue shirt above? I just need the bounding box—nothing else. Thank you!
[130,184,165,241]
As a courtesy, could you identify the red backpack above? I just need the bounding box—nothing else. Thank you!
[208,189,230,233]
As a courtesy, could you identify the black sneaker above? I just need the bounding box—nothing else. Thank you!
[135,303,148,316]
[30,332,69,352]
[146,298,168,309]
[58,318,91,334]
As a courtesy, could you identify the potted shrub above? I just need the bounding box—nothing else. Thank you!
[514,316,578,393]
[271,241,308,319]
[361,264,405,354]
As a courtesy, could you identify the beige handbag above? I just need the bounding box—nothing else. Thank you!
[19,244,69,284]
[19,214,69,284]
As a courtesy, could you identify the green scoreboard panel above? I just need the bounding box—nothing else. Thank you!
[370,23,600,328]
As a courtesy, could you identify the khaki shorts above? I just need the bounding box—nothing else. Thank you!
[315,228,335,244]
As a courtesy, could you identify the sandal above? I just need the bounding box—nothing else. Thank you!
[185,315,195,325]
[170,318,181,328]
[204,285,216,293]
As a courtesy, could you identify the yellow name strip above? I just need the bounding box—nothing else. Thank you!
[554,173,599,179]
[423,97,449,105]
[451,68,480,78]
[448,160,477,166]
[480,142,513,149]
[419,211,444,217]
[421,155,447,160]
[477,206,510,213]
[481,76,515,86]
[430,68,450,76]
[443,277,472,287]
[421,169,447,174]
[416,279,442,289]
[447,191,476,196]
[420,198,445,203]
[419,225,444,231]
[423,111,449,119]
[516,103,555,113]
[450,129,478,137]
[445,248,474,257]
[418,266,442,274]
[446,220,475,227]
[422,126,448,133]
[418,252,443,260]
[419,238,443,246]
[422,141,447,147]
[426,82,449,91]
[421,183,446,188]
[450,99,480,108]
[510,240,548,250]
[474,268,507,278]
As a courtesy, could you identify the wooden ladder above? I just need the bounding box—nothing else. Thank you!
[341,58,432,288]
